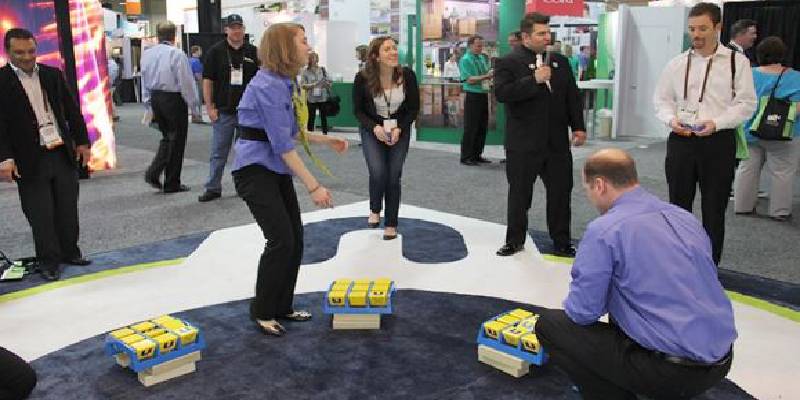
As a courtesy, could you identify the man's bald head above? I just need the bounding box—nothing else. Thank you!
[583,149,638,188]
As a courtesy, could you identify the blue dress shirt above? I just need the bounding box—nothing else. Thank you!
[140,43,198,109]
[564,187,737,363]
[233,69,297,175]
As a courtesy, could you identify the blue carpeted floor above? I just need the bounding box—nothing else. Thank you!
[29,290,753,400]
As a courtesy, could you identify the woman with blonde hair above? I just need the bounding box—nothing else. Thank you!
[353,36,420,240]
[232,23,348,336]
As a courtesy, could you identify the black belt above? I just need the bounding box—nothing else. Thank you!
[238,126,269,142]
[150,90,181,96]
[655,348,732,368]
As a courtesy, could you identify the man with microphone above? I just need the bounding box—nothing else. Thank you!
[494,12,586,258]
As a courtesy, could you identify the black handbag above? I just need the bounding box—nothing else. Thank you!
[751,69,796,141]
[320,67,341,117]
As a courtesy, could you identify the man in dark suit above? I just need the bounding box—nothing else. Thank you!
[727,19,757,66]
[0,28,92,281]
[494,13,586,258]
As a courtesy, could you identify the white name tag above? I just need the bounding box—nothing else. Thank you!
[40,123,63,149]
[383,119,397,131]
[230,68,243,86]
[312,87,323,97]
[481,80,492,91]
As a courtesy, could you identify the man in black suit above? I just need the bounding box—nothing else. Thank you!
[0,28,92,281]
[727,19,757,66]
[494,13,586,258]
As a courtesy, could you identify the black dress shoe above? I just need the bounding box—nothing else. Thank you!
[40,266,60,281]
[476,157,492,164]
[496,243,524,256]
[552,244,577,258]
[198,191,221,202]
[460,159,478,166]
[144,175,162,189]
[62,257,91,266]
[163,185,190,193]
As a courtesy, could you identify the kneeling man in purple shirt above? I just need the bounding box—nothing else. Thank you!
[536,148,736,400]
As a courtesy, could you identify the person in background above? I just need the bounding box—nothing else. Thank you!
[141,22,200,194]
[537,148,736,400]
[107,53,120,121]
[443,52,460,80]
[0,346,36,399]
[189,45,204,123]
[653,2,756,265]
[734,36,800,222]
[727,19,758,66]
[199,14,259,202]
[0,28,93,281]
[578,45,591,81]
[356,45,368,71]
[232,23,348,336]
[353,36,420,240]
[302,51,331,135]
[459,35,493,166]
[553,40,563,54]
[507,31,522,50]
[564,44,579,81]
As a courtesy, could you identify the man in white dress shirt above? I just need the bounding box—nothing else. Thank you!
[140,22,199,193]
[653,2,757,265]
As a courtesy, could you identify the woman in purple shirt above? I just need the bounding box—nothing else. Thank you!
[232,23,348,336]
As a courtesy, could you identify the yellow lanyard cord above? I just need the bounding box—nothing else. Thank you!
[292,83,334,178]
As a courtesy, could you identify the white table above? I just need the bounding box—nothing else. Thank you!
[577,79,614,138]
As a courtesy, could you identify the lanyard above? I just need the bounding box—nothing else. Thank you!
[683,47,716,103]
[226,46,242,69]
[382,87,394,115]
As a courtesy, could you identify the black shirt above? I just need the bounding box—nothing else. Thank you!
[202,40,259,113]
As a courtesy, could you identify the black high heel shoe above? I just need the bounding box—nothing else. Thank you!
[367,216,380,228]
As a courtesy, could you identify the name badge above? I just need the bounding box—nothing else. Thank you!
[312,87,323,98]
[677,105,702,132]
[40,123,63,149]
[383,119,397,132]
[481,80,492,91]
[230,68,244,86]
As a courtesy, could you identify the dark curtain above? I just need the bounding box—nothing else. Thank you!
[722,1,800,68]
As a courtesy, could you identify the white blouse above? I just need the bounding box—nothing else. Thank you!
[373,86,405,118]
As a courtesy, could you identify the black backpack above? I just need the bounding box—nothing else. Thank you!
[751,69,796,141]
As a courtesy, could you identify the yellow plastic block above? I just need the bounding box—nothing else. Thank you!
[121,334,145,345]
[521,334,541,353]
[502,326,529,347]
[497,315,521,325]
[131,321,156,332]
[374,278,392,287]
[334,279,352,286]
[354,279,371,285]
[328,290,347,306]
[509,309,534,320]
[371,282,391,292]
[518,316,539,333]
[110,328,135,340]
[143,329,167,338]
[483,320,508,339]
[131,340,156,360]
[331,282,350,292]
[153,333,179,353]
[174,326,199,345]
[368,287,389,306]
[351,283,370,292]
[348,290,368,306]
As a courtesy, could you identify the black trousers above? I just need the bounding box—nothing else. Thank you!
[0,347,36,400]
[505,149,573,247]
[307,101,328,134]
[461,92,488,162]
[16,149,81,269]
[233,165,303,321]
[147,91,188,191]
[665,130,736,265]
[536,309,732,400]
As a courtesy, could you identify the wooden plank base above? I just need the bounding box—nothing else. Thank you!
[332,314,381,330]
[478,345,530,378]
[136,351,202,387]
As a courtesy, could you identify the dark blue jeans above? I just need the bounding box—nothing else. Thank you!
[360,126,411,227]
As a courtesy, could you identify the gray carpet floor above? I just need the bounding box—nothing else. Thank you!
[1,103,798,284]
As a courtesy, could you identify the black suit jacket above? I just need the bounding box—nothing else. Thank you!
[494,47,584,154]
[0,63,89,177]
[353,67,420,132]
[725,42,757,67]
